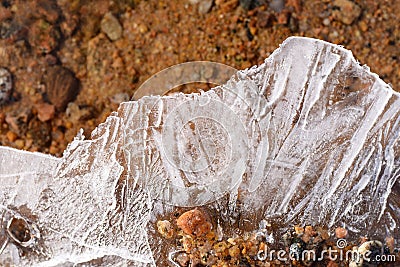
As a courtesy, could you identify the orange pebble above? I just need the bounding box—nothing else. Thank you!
[6,131,17,142]
[335,227,348,239]
[176,209,212,237]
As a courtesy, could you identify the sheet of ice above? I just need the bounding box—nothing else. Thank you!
[0,37,399,266]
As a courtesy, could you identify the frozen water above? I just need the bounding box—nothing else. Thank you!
[0,37,399,266]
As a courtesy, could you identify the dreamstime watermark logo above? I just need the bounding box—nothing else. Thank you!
[256,239,397,264]
[135,61,267,206]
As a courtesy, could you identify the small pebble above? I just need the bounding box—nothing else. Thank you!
[0,68,12,105]
[14,139,24,149]
[101,12,123,41]
[65,121,73,129]
[65,102,94,121]
[45,65,80,112]
[5,108,32,135]
[227,237,237,245]
[269,0,285,13]
[175,252,190,266]
[110,93,130,104]
[359,20,368,31]
[35,103,55,122]
[176,209,212,237]
[157,220,174,239]
[385,236,395,253]
[28,19,61,54]
[332,0,361,25]
[319,228,330,240]
[216,0,239,12]
[49,143,59,155]
[322,18,330,26]
[138,24,149,34]
[6,131,17,142]
[229,245,240,258]
[304,226,316,237]
[294,226,304,235]
[277,11,289,24]
[335,227,347,239]
[198,0,214,14]
[182,235,194,252]
[27,118,52,148]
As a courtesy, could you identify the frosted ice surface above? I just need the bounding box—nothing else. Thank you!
[0,37,399,266]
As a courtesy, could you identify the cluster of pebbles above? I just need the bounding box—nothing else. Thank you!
[157,209,398,267]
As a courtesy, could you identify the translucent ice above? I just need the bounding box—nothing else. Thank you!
[0,37,399,266]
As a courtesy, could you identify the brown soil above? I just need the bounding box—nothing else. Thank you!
[0,0,399,155]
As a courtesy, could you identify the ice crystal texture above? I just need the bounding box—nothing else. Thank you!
[0,37,399,266]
